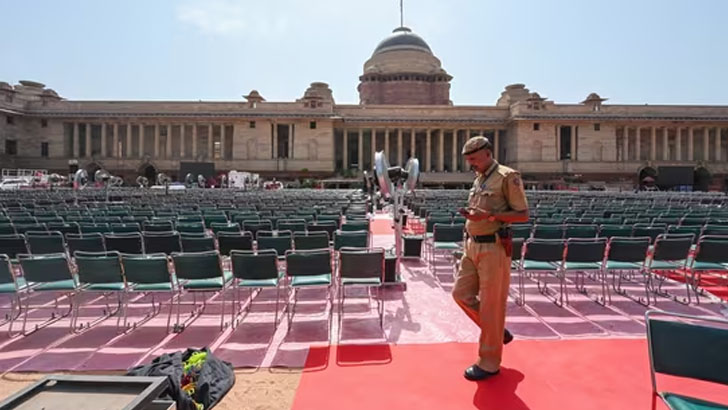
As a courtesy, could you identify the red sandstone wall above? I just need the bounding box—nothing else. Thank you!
[359,81,450,105]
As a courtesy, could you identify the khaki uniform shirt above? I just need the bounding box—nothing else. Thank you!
[465,161,529,236]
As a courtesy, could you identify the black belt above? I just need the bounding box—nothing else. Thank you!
[469,234,496,243]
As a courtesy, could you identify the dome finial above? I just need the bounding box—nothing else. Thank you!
[400,0,404,28]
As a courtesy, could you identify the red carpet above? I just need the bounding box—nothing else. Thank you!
[370,218,394,235]
[661,270,728,301]
[292,340,728,410]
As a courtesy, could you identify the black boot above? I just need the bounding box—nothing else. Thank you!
[504,328,514,345]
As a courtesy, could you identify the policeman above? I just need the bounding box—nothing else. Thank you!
[453,136,529,381]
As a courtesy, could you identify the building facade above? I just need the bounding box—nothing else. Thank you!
[1,27,727,188]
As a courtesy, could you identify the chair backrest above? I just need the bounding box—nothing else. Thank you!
[180,233,217,253]
[0,223,15,235]
[230,249,279,280]
[653,234,694,262]
[18,253,75,283]
[171,250,223,280]
[142,231,181,255]
[341,220,370,232]
[0,234,28,258]
[26,231,66,255]
[694,235,728,264]
[177,221,205,233]
[111,222,141,233]
[646,310,728,389]
[285,249,332,277]
[511,224,532,239]
[565,238,607,263]
[121,253,171,284]
[210,222,240,234]
[47,222,80,235]
[633,226,665,242]
[667,225,702,243]
[243,220,273,238]
[293,231,330,250]
[278,219,307,233]
[66,232,106,254]
[532,224,563,239]
[523,239,565,262]
[564,224,599,239]
[433,223,464,243]
[217,231,253,255]
[598,224,633,238]
[426,216,451,233]
[75,251,125,284]
[143,220,175,232]
[703,225,728,236]
[80,223,110,234]
[339,247,384,281]
[104,232,144,254]
[257,234,292,256]
[334,230,368,250]
[606,236,650,263]
[14,223,47,234]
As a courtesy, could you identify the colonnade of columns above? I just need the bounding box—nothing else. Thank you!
[338,127,503,172]
[619,126,725,162]
[69,122,231,160]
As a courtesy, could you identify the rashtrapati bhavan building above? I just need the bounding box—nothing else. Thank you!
[1,26,727,189]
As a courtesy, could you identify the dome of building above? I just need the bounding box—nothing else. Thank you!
[372,27,432,56]
[359,26,452,105]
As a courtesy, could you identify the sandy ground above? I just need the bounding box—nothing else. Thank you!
[0,369,302,410]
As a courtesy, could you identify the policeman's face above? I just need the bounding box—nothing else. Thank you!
[464,148,492,173]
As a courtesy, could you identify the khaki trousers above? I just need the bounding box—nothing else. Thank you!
[452,237,511,372]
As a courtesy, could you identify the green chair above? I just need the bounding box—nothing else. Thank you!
[0,254,27,334]
[73,251,129,332]
[210,222,240,235]
[0,234,28,260]
[143,231,181,255]
[143,220,174,232]
[104,232,144,254]
[564,224,599,239]
[110,222,141,233]
[171,250,232,331]
[257,231,292,260]
[598,224,633,239]
[430,223,464,276]
[687,235,728,305]
[649,234,695,304]
[230,249,285,328]
[606,236,651,305]
[563,237,608,305]
[177,221,205,234]
[337,247,385,332]
[532,224,563,239]
[217,231,253,256]
[284,248,334,332]
[121,253,178,332]
[278,219,307,233]
[520,238,565,306]
[333,230,368,251]
[66,233,106,254]
[16,253,78,335]
[646,310,728,410]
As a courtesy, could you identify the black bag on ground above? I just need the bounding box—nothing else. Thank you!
[126,347,235,410]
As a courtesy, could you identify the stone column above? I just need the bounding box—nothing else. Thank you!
[85,123,92,158]
[166,124,173,159]
[180,124,186,158]
[662,127,669,160]
[688,127,694,160]
[288,124,293,158]
[219,125,226,160]
[73,122,80,157]
[384,128,389,159]
[493,130,499,162]
[425,129,431,171]
[101,123,107,158]
[715,127,721,162]
[451,130,458,172]
[370,129,377,169]
[635,127,641,161]
[410,128,415,163]
[272,122,278,159]
[676,128,682,161]
[555,125,561,160]
[622,127,629,162]
[126,123,133,158]
[357,128,363,170]
[397,129,403,165]
[112,123,118,158]
[438,129,445,171]
[154,124,160,158]
[650,127,656,160]
[342,129,348,169]
[192,124,198,159]
[138,123,145,158]
[703,127,709,161]
[208,124,213,159]
[570,125,577,160]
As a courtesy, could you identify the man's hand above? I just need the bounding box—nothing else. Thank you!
[463,206,491,222]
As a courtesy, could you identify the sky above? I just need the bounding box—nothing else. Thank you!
[1,0,726,105]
